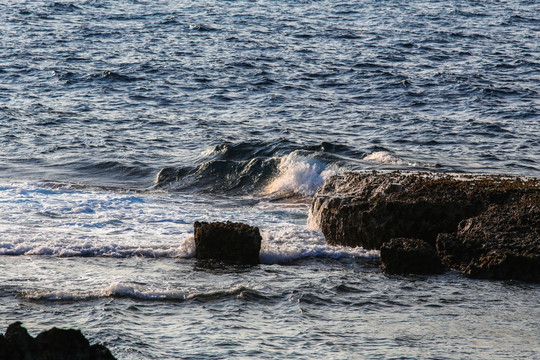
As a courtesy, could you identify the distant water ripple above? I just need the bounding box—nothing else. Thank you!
[1,0,539,190]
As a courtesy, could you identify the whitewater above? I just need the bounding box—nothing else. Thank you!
[1,0,539,359]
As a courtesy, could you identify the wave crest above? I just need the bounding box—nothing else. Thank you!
[155,140,353,196]
[263,151,338,197]
[363,151,408,165]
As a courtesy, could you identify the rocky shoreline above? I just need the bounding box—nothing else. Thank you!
[310,171,540,282]
[0,322,116,360]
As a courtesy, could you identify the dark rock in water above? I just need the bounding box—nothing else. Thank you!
[0,321,116,360]
[311,172,477,249]
[381,238,445,275]
[311,171,540,281]
[437,198,540,282]
[194,221,261,265]
[311,171,539,249]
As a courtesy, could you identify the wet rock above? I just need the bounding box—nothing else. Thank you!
[311,171,540,281]
[381,238,445,275]
[194,221,261,265]
[0,321,116,360]
[311,171,538,249]
[437,199,540,282]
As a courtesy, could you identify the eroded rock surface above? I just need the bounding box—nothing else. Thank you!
[381,238,445,275]
[311,171,540,281]
[437,198,540,281]
[194,221,262,265]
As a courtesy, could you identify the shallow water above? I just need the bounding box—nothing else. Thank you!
[2,255,539,360]
[1,0,539,358]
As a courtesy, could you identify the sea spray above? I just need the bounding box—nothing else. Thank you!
[259,227,379,264]
[264,151,338,197]
[363,151,408,165]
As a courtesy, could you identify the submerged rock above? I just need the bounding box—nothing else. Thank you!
[381,238,445,275]
[194,221,262,265]
[0,321,116,360]
[311,171,540,281]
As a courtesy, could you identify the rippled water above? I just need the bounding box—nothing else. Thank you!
[1,0,539,359]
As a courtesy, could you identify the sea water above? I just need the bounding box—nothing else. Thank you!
[1,1,539,359]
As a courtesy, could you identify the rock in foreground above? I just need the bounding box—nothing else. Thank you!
[194,221,262,265]
[311,171,540,281]
[0,321,116,360]
[380,238,445,275]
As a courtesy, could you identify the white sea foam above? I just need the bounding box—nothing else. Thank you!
[0,182,377,265]
[103,282,188,300]
[260,227,378,264]
[363,151,408,165]
[178,235,196,258]
[0,242,184,258]
[264,151,337,196]
[0,183,201,258]
[363,151,439,168]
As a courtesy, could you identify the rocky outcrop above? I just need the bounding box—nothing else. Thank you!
[380,238,445,275]
[437,198,540,281]
[0,322,116,360]
[194,221,262,265]
[311,171,540,281]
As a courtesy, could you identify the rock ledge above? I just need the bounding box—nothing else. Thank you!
[311,171,539,281]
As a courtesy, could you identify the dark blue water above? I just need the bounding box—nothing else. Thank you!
[2,0,539,189]
[1,1,539,359]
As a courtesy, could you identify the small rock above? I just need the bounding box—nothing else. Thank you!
[194,221,261,265]
[380,238,445,275]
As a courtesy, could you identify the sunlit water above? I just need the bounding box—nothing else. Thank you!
[1,0,539,358]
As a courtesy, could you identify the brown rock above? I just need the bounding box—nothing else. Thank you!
[437,199,540,282]
[311,171,540,281]
[311,171,539,249]
[381,238,445,275]
[194,221,262,265]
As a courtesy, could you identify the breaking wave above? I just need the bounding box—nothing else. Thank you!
[263,151,338,196]
[20,284,266,303]
[363,151,409,165]
[362,150,441,169]
[154,140,356,196]
[0,227,378,265]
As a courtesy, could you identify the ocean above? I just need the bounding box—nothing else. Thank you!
[1,0,539,358]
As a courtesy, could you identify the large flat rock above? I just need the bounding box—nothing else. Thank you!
[311,171,540,281]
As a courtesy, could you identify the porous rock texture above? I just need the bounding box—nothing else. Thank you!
[311,171,539,281]
[194,221,262,265]
[380,238,445,275]
[436,198,540,281]
[0,322,116,360]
